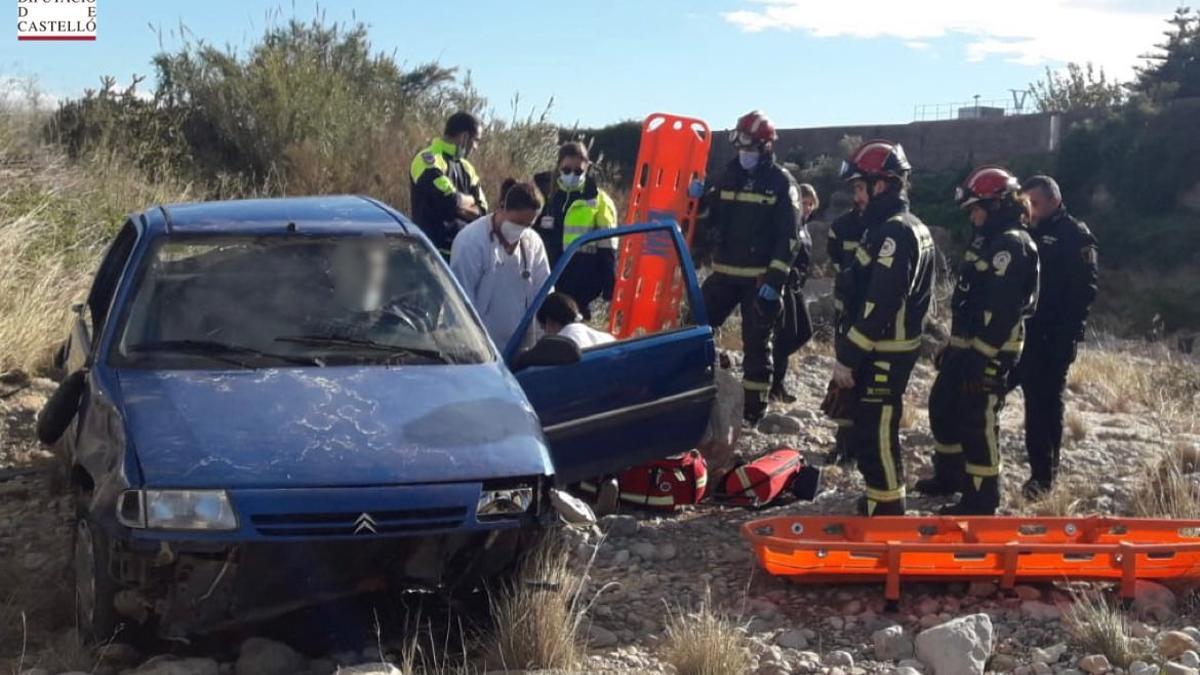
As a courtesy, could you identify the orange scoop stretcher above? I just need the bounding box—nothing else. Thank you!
[742,515,1200,600]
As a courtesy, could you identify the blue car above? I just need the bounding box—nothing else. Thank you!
[39,196,715,639]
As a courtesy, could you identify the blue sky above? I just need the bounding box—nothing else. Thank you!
[1,0,1183,129]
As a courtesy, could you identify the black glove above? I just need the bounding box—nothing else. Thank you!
[821,380,856,420]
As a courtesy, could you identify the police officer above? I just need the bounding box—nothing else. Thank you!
[534,141,619,320]
[700,110,803,425]
[830,140,935,516]
[769,183,816,404]
[918,166,1039,515]
[410,112,489,258]
[824,176,870,465]
[1016,175,1098,498]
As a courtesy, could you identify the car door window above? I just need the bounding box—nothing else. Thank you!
[87,221,139,338]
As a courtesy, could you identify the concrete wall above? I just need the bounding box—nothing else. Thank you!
[709,111,1090,173]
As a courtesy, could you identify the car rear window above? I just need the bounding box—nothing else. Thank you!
[110,234,493,369]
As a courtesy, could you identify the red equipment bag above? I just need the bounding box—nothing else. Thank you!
[716,449,821,508]
[580,450,708,511]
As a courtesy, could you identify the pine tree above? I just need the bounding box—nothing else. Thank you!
[1131,6,1200,101]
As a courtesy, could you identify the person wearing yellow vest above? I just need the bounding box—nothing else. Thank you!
[534,142,618,320]
[410,112,489,258]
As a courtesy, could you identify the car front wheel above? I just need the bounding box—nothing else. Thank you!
[74,516,119,642]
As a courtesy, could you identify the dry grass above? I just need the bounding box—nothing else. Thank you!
[1064,409,1089,444]
[1067,345,1200,432]
[1064,590,1149,668]
[1131,440,1200,519]
[1017,476,1101,517]
[484,538,595,671]
[661,592,752,675]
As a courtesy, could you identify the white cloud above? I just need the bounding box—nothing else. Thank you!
[722,0,1167,76]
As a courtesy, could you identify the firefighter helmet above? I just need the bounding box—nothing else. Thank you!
[840,139,912,182]
[955,165,1020,208]
[730,110,777,148]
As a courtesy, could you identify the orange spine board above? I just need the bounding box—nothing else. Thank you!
[608,113,711,340]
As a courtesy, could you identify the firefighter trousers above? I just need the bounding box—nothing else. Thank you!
[772,285,813,386]
[853,352,918,512]
[1016,341,1075,485]
[928,349,1012,512]
[702,273,777,419]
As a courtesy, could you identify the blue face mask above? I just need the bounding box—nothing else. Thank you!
[738,150,760,171]
[559,171,585,190]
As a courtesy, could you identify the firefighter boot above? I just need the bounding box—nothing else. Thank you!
[826,425,856,466]
[743,388,768,426]
[856,495,906,516]
[939,475,1000,516]
[914,453,964,496]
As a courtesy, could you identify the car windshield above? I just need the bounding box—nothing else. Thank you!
[110,234,493,369]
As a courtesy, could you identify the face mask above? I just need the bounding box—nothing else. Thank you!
[459,136,476,159]
[500,220,526,244]
[738,150,760,171]
[559,171,584,190]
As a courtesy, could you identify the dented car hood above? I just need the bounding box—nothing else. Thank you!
[116,364,553,489]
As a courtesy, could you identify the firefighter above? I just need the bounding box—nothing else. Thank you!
[410,112,489,259]
[534,142,619,320]
[699,110,803,425]
[769,183,816,404]
[1015,175,1098,498]
[918,166,1039,515]
[829,140,935,516]
[824,176,870,465]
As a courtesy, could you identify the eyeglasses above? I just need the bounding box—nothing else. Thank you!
[560,167,585,176]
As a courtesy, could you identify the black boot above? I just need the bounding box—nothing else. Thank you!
[914,454,965,496]
[857,495,907,516]
[940,475,999,516]
[1021,477,1052,501]
[826,425,856,467]
[743,388,767,426]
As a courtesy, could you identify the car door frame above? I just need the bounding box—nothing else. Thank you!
[503,221,716,483]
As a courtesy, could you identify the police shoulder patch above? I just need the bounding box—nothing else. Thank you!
[992,250,1012,274]
[878,237,897,258]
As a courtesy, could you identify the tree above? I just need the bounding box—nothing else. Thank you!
[1029,62,1125,113]
[1132,6,1200,102]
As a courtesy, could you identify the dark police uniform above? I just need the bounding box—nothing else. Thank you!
[1016,207,1098,491]
[410,137,488,257]
[928,218,1039,514]
[834,191,935,515]
[770,219,813,398]
[700,155,802,422]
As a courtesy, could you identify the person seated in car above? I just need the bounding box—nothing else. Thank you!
[535,292,615,349]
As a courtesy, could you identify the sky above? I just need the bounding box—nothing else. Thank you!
[0,0,1184,129]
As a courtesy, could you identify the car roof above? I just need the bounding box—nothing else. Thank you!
[146,196,411,236]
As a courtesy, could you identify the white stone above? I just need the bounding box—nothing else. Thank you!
[825,650,854,668]
[1078,654,1111,673]
[1185,651,1200,669]
[236,638,306,675]
[1165,663,1200,675]
[1129,661,1158,675]
[1031,662,1053,675]
[1033,643,1068,664]
[915,613,994,675]
[874,625,915,661]
[758,413,803,435]
[1162,631,1200,658]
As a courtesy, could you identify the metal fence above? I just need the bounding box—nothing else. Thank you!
[912,97,1031,122]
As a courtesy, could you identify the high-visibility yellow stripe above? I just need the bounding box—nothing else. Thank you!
[971,338,1000,358]
[843,241,859,251]
[719,190,737,200]
[743,379,771,392]
[769,259,792,272]
[877,256,894,268]
[874,361,892,371]
[895,300,907,341]
[880,404,896,490]
[935,442,963,455]
[620,492,677,506]
[855,248,872,266]
[983,310,993,326]
[864,301,876,318]
[712,263,766,277]
[432,175,456,195]
[848,327,875,350]
[835,419,854,428]
[874,374,889,383]
[965,251,979,262]
[866,486,906,501]
[949,336,970,348]
[966,463,1000,477]
[974,260,989,271]
[874,338,921,353]
[735,192,776,205]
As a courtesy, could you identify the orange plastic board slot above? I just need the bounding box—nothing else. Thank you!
[608,113,711,340]
[742,515,1200,600]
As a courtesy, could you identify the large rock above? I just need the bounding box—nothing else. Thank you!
[1162,631,1200,659]
[598,514,638,537]
[128,656,220,675]
[874,625,914,661]
[1134,579,1177,621]
[758,413,802,436]
[235,637,307,675]
[588,623,617,648]
[1078,654,1111,673]
[1166,663,1200,675]
[776,628,809,650]
[915,613,994,675]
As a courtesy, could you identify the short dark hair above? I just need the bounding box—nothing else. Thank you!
[1022,175,1062,203]
[557,141,590,164]
[444,111,482,138]
[499,178,544,212]
[537,292,579,327]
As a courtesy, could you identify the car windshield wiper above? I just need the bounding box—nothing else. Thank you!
[129,339,321,367]
[273,335,453,364]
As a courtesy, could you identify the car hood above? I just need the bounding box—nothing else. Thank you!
[116,364,552,489]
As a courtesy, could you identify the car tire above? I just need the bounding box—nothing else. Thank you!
[36,370,85,445]
[73,513,119,643]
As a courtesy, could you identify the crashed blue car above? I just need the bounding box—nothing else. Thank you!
[39,196,715,639]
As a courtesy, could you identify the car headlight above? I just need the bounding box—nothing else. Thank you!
[117,489,238,531]
[477,487,534,520]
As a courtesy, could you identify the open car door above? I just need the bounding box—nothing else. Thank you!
[505,222,716,484]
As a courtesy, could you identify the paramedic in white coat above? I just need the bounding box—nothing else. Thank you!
[450,179,550,351]
[536,292,616,349]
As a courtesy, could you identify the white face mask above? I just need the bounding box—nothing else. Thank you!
[559,171,585,190]
[500,220,526,244]
[738,150,761,171]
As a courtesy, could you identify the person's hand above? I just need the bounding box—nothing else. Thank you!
[832,361,855,389]
[757,284,780,302]
[688,178,705,199]
[456,193,480,219]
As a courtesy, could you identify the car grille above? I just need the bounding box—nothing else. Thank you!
[250,506,468,537]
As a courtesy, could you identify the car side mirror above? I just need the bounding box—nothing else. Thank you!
[511,335,582,372]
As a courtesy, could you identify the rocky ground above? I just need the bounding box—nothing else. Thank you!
[2,340,1199,674]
